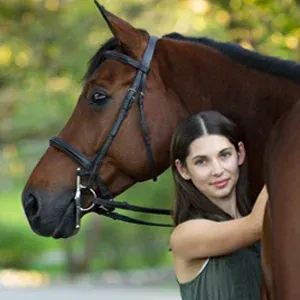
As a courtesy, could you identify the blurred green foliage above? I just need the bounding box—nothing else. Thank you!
[0,0,299,274]
[0,221,49,269]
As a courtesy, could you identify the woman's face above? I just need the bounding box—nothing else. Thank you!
[175,134,245,202]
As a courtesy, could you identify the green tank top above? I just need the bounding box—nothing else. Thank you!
[177,243,262,300]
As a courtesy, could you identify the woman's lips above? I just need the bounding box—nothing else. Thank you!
[211,179,229,189]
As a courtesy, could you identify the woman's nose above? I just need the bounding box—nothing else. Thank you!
[210,161,224,176]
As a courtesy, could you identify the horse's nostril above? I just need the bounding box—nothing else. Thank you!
[24,192,40,219]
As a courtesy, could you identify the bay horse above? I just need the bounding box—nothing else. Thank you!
[22,2,300,299]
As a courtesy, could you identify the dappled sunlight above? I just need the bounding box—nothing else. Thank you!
[45,0,60,12]
[192,17,207,31]
[285,36,298,49]
[215,10,231,26]
[15,51,29,68]
[188,0,211,14]
[271,32,284,44]
[47,76,72,92]
[87,31,106,47]
[0,45,13,67]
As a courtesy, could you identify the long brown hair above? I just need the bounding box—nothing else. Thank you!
[170,111,252,226]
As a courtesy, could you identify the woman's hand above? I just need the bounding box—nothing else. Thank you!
[249,185,268,236]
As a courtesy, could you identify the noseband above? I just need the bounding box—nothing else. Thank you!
[50,34,172,234]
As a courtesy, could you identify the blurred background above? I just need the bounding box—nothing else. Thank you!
[0,0,299,292]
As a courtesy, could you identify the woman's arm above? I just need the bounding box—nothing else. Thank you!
[170,185,268,260]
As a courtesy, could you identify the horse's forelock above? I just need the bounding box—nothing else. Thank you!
[83,36,119,82]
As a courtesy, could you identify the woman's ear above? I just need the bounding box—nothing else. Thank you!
[237,142,246,166]
[175,159,191,180]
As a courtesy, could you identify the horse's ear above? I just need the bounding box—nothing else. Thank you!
[94,1,147,58]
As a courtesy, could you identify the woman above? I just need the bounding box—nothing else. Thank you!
[169,111,268,300]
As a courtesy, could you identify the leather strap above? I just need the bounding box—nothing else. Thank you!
[50,137,92,170]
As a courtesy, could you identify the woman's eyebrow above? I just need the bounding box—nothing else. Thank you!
[191,154,207,161]
[220,147,233,152]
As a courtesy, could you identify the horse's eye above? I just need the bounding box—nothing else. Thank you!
[89,91,109,107]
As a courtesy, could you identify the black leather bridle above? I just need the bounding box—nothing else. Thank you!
[49,8,172,234]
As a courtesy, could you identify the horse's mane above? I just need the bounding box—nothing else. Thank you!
[85,31,300,84]
[165,32,300,85]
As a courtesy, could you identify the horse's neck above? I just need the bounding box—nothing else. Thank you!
[159,39,300,124]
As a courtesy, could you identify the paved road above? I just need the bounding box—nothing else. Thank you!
[0,285,181,300]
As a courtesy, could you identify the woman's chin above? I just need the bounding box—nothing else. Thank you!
[209,185,234,200]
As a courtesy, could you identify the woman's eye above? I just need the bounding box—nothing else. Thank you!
[221,152,231,159]
[90,91,109,106]
[196,159,206,165]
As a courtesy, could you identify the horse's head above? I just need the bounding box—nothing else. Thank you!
[22,3,186,238]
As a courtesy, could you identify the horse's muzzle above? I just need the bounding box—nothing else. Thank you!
[22,187,78,238]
